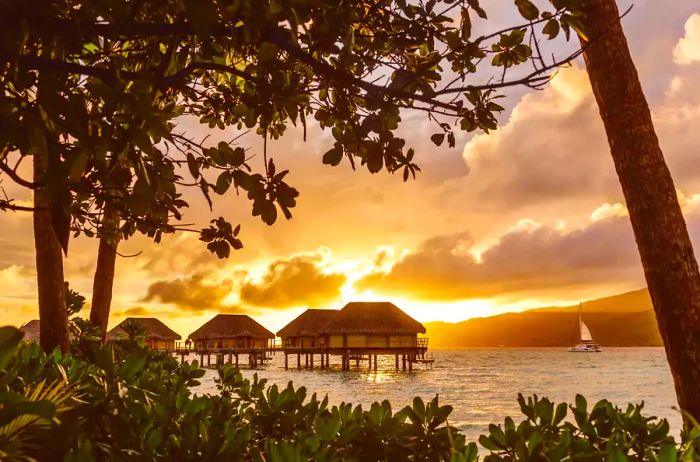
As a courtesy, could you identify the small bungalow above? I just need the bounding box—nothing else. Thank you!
[277,309,338,349]
[107,317,181,350]
[19,320,40,343]
[188,314,274,350]
[319,301,426,350]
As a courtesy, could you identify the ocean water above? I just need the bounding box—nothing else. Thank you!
[195,348,680,442]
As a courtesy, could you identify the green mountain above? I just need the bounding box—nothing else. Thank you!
[425,289,662,348]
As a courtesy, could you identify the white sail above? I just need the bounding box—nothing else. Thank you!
[569,302,601,351]
[580,321,593,342]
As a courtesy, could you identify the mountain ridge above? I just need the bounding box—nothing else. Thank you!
[424,289,662,348]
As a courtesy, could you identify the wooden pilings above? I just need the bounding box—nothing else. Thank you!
[188,348,425,373]
[284,352,321,370]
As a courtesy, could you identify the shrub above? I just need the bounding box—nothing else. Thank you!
[0,325,698,461]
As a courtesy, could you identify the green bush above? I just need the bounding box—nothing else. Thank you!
[0,325,698,461]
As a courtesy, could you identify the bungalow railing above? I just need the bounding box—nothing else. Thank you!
[417,338,429,349]
[173,341,274,351]
[281,340,328,351]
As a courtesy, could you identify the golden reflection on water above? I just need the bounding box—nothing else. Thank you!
[196,348,679,442]
[362,370,396,384]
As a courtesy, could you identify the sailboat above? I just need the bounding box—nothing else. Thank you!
[568,303,602,352]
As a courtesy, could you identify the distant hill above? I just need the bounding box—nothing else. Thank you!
[425,289,662,348]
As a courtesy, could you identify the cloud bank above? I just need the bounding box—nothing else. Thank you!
[141,273,238,312]
[674,13,700,65]
[240,252,346,308]
[355,205,678,301]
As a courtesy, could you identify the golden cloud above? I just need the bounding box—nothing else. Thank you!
[674,13,700,65]
[355,206,658,301]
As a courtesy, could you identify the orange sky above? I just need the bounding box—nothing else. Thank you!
[2,4,700,338]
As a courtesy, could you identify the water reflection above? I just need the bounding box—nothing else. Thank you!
[194,348,679,442]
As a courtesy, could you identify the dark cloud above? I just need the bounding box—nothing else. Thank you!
[240,254,346,308]
[355,212,652,301]
[141,273,238,312]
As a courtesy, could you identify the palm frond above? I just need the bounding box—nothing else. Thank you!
[0,377,81,460]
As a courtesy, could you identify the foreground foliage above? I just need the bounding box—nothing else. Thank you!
[0,325,698,461]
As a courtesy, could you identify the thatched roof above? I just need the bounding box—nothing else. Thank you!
[319,302,426,335]
[107,318,181,341]
[188,314,274,340]
[20,320,40,342]
[277,309,338,338]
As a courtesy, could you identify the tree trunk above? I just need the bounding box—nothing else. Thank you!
[90,203,120,336]
[579,0,700,421]
[33,154,69,353]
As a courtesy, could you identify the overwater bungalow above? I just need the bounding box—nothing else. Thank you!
[276,309,338,349]
[19,320,40,342]
[280,302,430,371]
[188,314,275,350]
[107,317,181,350]
[187,314,275,368]
[319,301,426,350]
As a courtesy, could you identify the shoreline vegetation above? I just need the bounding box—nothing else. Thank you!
[1,325,698,461]
[2,0,700,447]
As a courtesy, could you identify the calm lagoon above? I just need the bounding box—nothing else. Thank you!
[197,348,678,442]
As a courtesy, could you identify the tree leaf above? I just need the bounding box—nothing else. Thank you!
[515,0,539,21]
[543,19,560,39]
[322,147,343,166]
[430,133,445,146]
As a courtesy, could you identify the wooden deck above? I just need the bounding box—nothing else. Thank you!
[157,338,431,371]
[276,337,429,371]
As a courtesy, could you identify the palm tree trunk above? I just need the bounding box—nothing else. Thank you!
[579,0,700,421]
[90,203,120,336]
[33,153,69,353]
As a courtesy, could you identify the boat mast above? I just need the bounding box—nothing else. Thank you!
[569,303,579,346]
[578,303,583,342]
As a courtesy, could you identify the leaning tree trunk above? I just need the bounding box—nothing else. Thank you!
[90,203,120,336]
[33,154,69,353]
[580,0,700,421]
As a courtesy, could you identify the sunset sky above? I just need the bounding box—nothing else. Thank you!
[2,1,700,337]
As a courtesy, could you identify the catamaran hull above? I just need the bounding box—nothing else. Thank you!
[568,344,602,352]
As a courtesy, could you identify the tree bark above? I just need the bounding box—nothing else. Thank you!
[579,0,700,421]
[33,154,69,353]
[90,202,120,336]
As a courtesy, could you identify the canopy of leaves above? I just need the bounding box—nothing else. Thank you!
[0,0,586,257]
